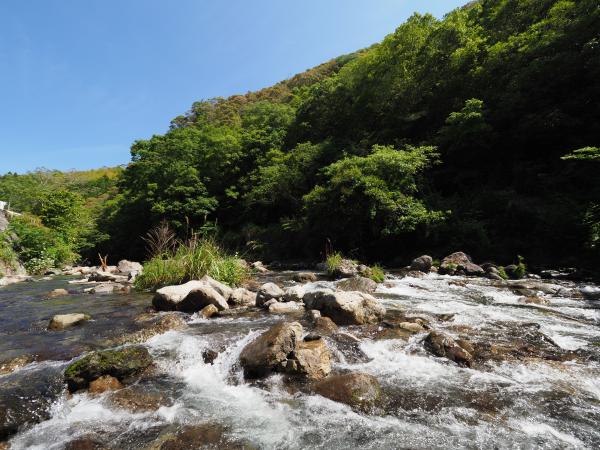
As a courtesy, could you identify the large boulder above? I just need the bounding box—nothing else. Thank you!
[423,331,473,367]
[313,372,382,411]
[255,282,285,307]
[330,259,358,279]
[117,260,143,274]
[228,287,256,307]
[153,280,229,312]
[439,252,484,276]
[284,337,331,380]
[303,290,385,325]
[201,275,233,300]
[240,322,303,378]
[64,346,153,392]
[268,301,304,314]
[48,313,90,330]
[336,276,377,294]
[283,285,306,302]
[410,255,433,273]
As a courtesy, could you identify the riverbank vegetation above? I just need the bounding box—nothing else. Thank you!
[2,0,599,272]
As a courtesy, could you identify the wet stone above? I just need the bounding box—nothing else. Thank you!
[313,372,382,412]
[110,386,170,412]
[89,375,122,394]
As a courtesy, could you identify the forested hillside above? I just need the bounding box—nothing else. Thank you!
[5,0,600,270]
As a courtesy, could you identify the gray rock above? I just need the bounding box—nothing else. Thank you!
[47,288,69,298]
[200,275,233,300]
[293,272,317,283]
[228,287,256,307]
[336,276,377,293]
[153,280,229,312]
[283,285,306,302]
[117,260,143,274]
[439,252,484,276]
[313,372,382,411]
[303,290,385,325]
[48,313,90,330]
[269,301,304,314]
[256,282,285,307]
[410,255,433,273]
[423,331,473,367]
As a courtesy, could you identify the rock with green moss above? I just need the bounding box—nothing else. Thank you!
[64,346,152,392]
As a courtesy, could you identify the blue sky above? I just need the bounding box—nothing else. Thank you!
[0,0,466,174]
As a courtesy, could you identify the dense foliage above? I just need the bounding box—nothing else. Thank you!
[4,0,599,270]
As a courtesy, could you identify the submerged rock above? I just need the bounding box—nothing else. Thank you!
[64,346,153,392]
[410,255,433,273]
[110,386,170,412]
[153,423,249,450]
[88,375,122,394]
[114,312,188,345]
[336,276,377,293]
[0,355,36,375]
[303,290,385,325]
[48,313,91,330]
[47,288,69,298]
[423,331,473,367]
[313,372,382,411]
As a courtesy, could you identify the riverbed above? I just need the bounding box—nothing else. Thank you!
[1,272,600,449]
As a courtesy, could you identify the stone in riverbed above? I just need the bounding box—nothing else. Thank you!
[410,255,433,273]
[109,386,170,412]
[48,313,91,330]
[268,301,304,314]
[153,280,229,313]
[47,288,69,298]
[88,375,122,394]
[313,372,382,411]
[284,337,331,380]
[113,312,188,345]
[255,282,285,307]
[293,272,317,283]
[439,252,484,276]
[63,437,108,450]
[283,285,306,302]
[117,260,143,274]
[64,346,153,392]
[313,316,339,335]
[303,290,385,325]
[239,322,303,378]
[0,355,36,375]
[228,287,256,307]
[199,304,218,319]
[423,331,473,367]
[336,276,377,293]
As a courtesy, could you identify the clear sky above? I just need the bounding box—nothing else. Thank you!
[0,0,466,174]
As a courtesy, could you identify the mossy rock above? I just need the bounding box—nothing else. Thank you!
[64,346,152,392]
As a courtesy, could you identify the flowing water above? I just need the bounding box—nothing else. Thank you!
[1,272,600,449]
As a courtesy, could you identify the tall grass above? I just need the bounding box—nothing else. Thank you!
[135,236,248,291]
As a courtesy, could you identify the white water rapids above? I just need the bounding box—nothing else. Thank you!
[4,273,600,449]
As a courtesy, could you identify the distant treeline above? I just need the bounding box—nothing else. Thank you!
[3,0,599,271]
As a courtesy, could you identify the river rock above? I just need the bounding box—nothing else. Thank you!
[239,322,303,378]
[423,331,473,367]
[398,322,426,333]
[48,313,91,330]
[200,275,233,300]
[269,301,304,314]
[88,375,122,394]
[47,288,69,298]
[255,282,285,307]
[117,260,143,274]
[293,272,317,283]
[228,287,256,307]
[313,316,339,335]
[153,423,249,450]
[64,346,153,392]
[410,255,433,273]
[313,372,382,411]
[580,285,600,300]
[283,285,305,302]
[88,270,128,283]
[199,304,218,318]
[251,261,269,273]
[0,355,35,375]
[519,296,549,305]
[336,276,377,293]
[439,252,484,276]
[303,290,385,325]
[284,337,331,379]
[63,437,108,450]
[330,259,358,279]
[153,280,229,312]
[114,312,188,345]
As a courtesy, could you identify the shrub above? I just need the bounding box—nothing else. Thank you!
[497,266,509,280]
[325,252,344,276]
[514,255,527,279]
[135,237,249,291]
[365,264,385,283]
